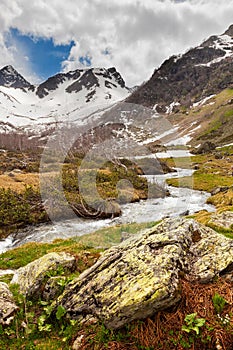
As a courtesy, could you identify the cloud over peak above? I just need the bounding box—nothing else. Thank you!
[0,0,233,86]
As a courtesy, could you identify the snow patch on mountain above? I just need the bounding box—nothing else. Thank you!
[141,126,178,145]
[166,101,180,114]
[197,34,233,67]
[192,95,216,108]
[0,67,130,135]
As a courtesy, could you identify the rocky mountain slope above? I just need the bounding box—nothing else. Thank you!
[127,25,233,114]
[166,88,233,147]
[0,65,34,90]
[1,25,233,151]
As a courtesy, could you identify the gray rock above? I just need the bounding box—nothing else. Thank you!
[0,282,18,325]
[189,222,233,282]
[55,218,233,329]
[11,252,76,298]
[42,276,67,301]
[193,141,216,154]
[211,186,229,196]
[208,211,233,230]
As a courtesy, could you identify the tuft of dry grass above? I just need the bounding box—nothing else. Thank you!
[0,173,39,192]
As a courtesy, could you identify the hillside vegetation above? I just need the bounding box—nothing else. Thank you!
[167,88,233,147]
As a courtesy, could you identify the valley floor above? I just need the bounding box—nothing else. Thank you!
[0,145,232,349]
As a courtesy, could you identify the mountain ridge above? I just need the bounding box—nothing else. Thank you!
[0,65,130,146]
[0,24,233,150]
[127,24,233,113]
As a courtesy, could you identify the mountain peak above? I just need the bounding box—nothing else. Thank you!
[127,24,233,112]
[0,65,33,89]
[0,65,18,74]
[36,66,127,98]
[224,24,233,37]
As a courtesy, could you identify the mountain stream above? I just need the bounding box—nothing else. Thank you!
[0,166,215,254]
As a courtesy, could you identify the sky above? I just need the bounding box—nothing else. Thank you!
[0,0,233,86]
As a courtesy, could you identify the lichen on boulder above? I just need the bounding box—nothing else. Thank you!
[55,218,233,329]
[208,211,233,230]
[0,282,18,325]
[11,252,76,298]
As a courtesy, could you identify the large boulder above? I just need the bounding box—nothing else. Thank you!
[0,282,18,325]
[55,218,233,329]
[11,252,76,298]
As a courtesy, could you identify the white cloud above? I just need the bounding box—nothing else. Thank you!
[0,0,233,86]
[1,30,43,84]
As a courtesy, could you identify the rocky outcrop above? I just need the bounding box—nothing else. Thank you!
[192,141,216,154]
[11,252,76,298]
[0,282,18,325]
[209,211,233,230]
[127,25,233,111]
[0,65,34,90]
[55,218,233,329]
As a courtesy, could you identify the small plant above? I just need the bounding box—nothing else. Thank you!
[94,323,112,344]
[56,305,66,320]
[212,293,227,315]
[37,301,53,332]
[182,313,206,335]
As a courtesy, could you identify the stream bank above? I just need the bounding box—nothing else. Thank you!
[0,167,214,253]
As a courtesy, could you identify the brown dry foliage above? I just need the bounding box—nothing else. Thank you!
[78,278,233,350]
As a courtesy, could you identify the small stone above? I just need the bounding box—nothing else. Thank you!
[0,282,18,325]
[211,186,229,196]
[120,231,135,242]
[72,335,85,350]
[193,141,216,154]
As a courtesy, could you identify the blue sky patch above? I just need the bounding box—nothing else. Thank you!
[7,28,75,81]
[79,55,92,66]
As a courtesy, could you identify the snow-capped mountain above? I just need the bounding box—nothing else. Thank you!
[0,65,34,89]
[0,66,130,141]
[127,24,233,113]
[1,24,233,151]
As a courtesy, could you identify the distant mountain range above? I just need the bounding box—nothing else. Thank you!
[0,66,129,134]
[0,24,233,151]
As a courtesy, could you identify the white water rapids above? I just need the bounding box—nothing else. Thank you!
[0,167,214,254]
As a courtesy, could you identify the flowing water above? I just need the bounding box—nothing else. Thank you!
[0,167,214,253]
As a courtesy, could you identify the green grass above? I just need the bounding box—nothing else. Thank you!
[164,150,233,193]
[160,156,193,169]
[0,221,158,271]
[0,282,80,350]
[167,172,233,192]
[74,220,158,248]
[206,223,233,239]
[0,239,100,270]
